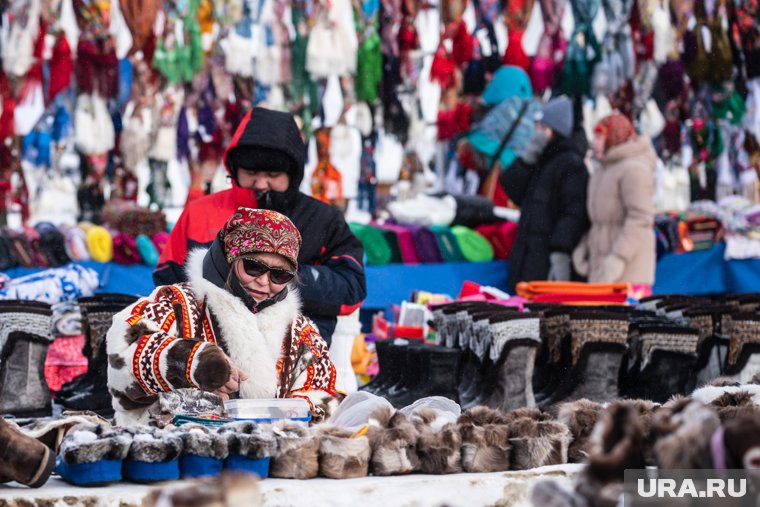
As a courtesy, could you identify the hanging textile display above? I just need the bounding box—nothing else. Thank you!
[502,0,533,73]
[152,0,204,84]
[560,0,601,97]
[591,0,635,96]
[531,0,567,94]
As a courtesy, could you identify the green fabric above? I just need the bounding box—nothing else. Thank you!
[356,33,382,103]
[152,0,204,83]
[451,226,494,262]
[431,225,465,262]
[349,223,393,265]
[560,0,601,97]
[712,89,747,125]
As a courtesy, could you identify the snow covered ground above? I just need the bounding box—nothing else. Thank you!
[0,464,582,507]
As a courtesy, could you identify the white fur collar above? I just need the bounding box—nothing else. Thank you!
[185,249,303,399]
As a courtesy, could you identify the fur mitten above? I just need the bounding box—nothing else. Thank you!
[317,426,371,479]
[366,406,420,476]
[458,406,510,473]
[507,408,571,469]
[269,421,320,479]
[556,399,604,463]
[411,409,462,475]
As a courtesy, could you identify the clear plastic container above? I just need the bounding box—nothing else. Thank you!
[224,398,311,423]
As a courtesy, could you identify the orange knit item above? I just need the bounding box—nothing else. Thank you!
[516,281,630,300]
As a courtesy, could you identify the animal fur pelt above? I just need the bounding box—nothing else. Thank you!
[176,425,229,459]
[531,478,591,507]
[126,427,183,463]
[145,471,262,506]
[317,426,370,479]
[574,403,648,507]
[59,424,132,465]
[269,421,319,479]
[556,399,604,463]
[652,399,720,469]
[508,410,572,470]
[366,405,420,476]
[410,408,462,475]
[457,406,510,473]
[723,415,760,469]
[219,421,277,459]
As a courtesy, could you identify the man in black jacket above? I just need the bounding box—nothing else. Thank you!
[154,108,366,343]
[500,96,590,292]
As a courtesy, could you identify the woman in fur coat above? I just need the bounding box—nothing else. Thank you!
[573,113,657,293]
[107,207,341,426]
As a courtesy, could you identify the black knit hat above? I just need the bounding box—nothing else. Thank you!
[224,108,306,189]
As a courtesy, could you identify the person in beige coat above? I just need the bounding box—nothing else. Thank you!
[573,113,657,289]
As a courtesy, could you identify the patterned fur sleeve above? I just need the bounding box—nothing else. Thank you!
[286,316,344,422]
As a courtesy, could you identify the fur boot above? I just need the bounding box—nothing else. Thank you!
[410,408,462,474]
[58,424,132,465]
[220,421,277,460]
[269,421,319,479]
[178,426,228,460]
[458,406,510,472]
[556,399,604,463]
[507,408,571,469]
[0,417,56,488]
[574,403,648,507]
[723,415,760,469]
[366,405,420,476]
[652,399,721,469]
[317,426,371,479]
[126,427,183,463]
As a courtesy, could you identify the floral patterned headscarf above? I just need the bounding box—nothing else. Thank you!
[221,207,302,268]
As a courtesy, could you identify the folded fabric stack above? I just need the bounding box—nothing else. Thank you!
[350,221,517,265]
[515,281,630,305]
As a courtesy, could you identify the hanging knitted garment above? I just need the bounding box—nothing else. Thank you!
[731,0,760,78]
[311,128,345,208]
[560,0,601,97]
[118,0,160,54]
[152,0,204,83]
[502,0,533,72]
[532,0,567,94]
[592,0,635,95]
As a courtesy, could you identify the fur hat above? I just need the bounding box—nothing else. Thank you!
[269,421,319,479]
[458,406,510,473]
[221,207,302,268]
[366,406,420,476]
[317,426,371,479]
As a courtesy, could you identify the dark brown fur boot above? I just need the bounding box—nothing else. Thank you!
[507,408,571,469]
[410,408,462,474]
[556,399,604,463]
[652,399,720,469]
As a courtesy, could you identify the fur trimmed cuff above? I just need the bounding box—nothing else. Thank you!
[318,426,370,479]
[508,409,571,470]
[178,425,229,459]
[126,427,183,462]
[556,399,604,463]
[412,409,462,475]
[269,421,319,479]
[59,424,132,465]
[219,422,277,459]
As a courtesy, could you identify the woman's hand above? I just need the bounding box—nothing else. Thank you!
[212,357,249,402]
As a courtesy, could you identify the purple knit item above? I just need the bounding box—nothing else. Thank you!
[176,107,191,162]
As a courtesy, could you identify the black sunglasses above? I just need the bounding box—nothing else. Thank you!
[241,258,296,285]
